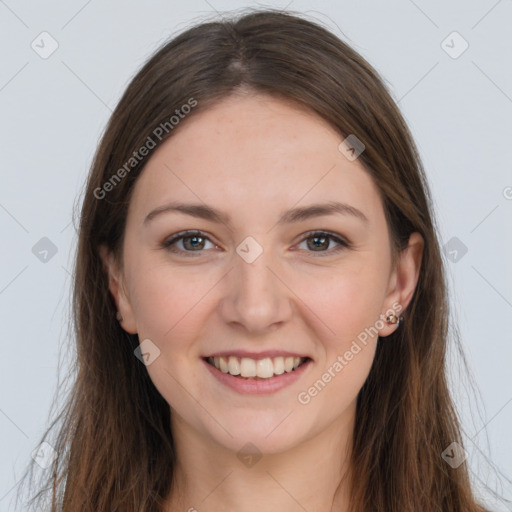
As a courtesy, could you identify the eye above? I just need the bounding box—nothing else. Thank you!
[161,230,217,256]
[161,230,351,257]
[295,231,350,255]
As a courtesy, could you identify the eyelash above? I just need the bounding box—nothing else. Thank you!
[161,230,351,257]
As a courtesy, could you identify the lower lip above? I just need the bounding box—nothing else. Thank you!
[202,358,312,395]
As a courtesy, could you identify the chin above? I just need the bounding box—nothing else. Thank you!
[203,410,310,456]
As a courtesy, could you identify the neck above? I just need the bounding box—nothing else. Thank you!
[164,404,355,512]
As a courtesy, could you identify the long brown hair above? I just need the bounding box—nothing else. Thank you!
[15,7,499,511]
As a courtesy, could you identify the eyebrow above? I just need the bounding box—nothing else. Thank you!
[143,200,369,227]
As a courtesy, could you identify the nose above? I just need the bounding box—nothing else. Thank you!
[218,244,294,334]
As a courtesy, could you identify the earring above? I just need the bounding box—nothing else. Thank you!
[385,313,404,328]
[116,311,123,322]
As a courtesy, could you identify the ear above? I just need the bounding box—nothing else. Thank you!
[98,244,138,334]
[378,231,424,337]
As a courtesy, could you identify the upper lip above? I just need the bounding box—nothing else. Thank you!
[203,350,310,360]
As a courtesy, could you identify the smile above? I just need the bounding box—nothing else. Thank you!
[202,353,312,395]
[206,355,309,379]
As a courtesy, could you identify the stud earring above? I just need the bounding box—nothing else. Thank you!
[385,313,404,328]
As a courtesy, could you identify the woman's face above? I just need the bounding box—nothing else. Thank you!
[102,93,422,455]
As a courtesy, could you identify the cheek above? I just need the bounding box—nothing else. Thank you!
[127,264,209,413]
[302,258,386,350]
[294,267,382,416]
[128,261,212,344]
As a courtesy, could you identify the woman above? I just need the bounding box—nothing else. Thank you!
[17,8,498,512]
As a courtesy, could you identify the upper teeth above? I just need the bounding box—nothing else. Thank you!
[208,356,305,379]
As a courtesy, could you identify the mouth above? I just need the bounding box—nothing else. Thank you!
[203,355,312,380]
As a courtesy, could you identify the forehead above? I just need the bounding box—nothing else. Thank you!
[127,93,385,229]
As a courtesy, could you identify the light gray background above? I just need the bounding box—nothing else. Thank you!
[1,0,511,510]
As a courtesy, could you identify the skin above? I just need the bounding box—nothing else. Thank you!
[100,92,424,512]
